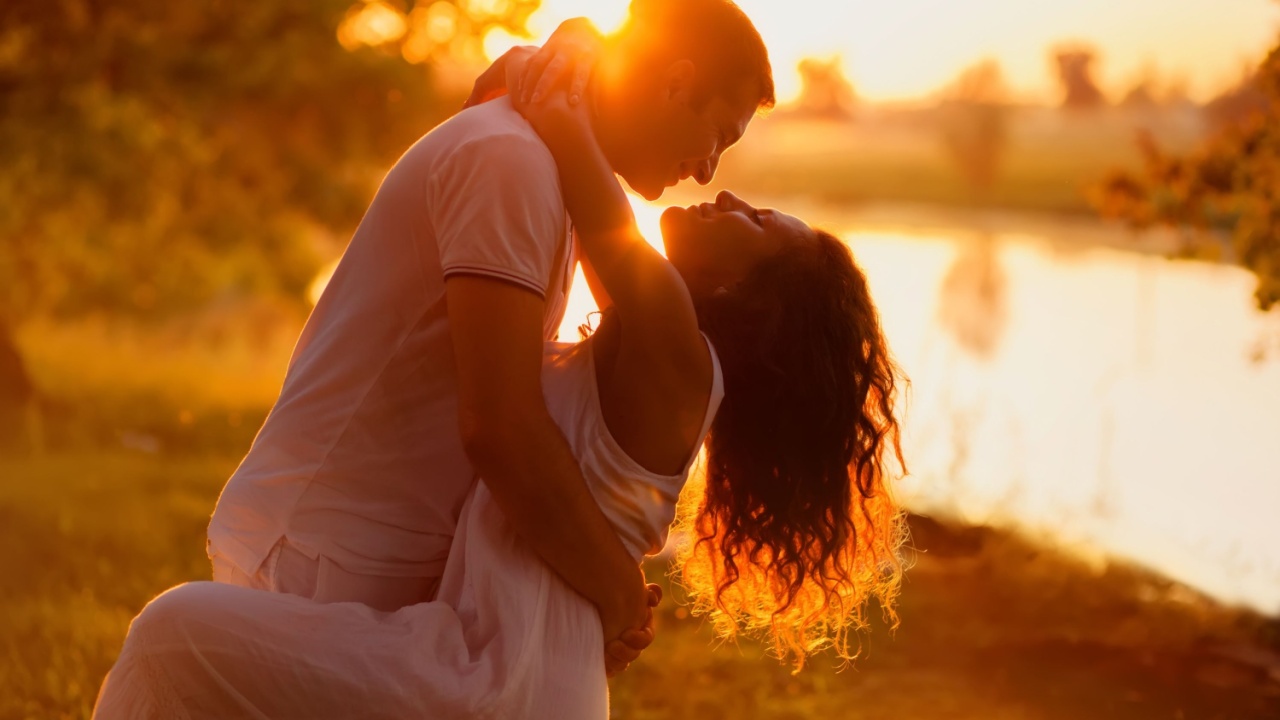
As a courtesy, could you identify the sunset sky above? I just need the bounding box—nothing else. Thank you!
[489,0,1280,103]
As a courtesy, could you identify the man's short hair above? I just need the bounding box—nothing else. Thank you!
[613,0,775,111]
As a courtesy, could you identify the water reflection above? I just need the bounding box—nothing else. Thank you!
[936,234,1008,359]
[559,205,1280,614]
[848,223,1280,615]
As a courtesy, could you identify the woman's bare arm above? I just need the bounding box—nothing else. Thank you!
[520,96,702,359]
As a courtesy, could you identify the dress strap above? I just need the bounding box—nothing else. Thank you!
[681,334,725,475]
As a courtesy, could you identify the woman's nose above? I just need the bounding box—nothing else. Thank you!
[716,190,746,208]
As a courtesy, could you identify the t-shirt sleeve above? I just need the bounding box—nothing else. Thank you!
[430,132,566,298]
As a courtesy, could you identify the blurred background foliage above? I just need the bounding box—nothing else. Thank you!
[1096,44,1280,313]
[0,0,534,328]
[0,0,536,450]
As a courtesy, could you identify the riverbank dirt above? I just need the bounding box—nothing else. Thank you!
[614,515,1280,720]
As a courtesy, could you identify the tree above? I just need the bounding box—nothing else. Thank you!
[1052,45,1107,110]
[792,56,857,120]
[1205,65,1269,131]
[938,59,1011,195]
[1119,65,1161,110]
[0,0,536,369]
[1095,45,1280,313]
[0,317,32,439]
[934,61,1011,356]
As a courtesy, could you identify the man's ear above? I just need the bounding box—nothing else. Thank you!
[663,59,696,105]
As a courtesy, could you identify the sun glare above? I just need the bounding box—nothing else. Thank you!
[337,2,408,50]
[555,195,666,340]
[630,194,667,254]
[481,27,525,61]
[524,0,629,38]
[481,0,626,62]
[509,0,1280,103]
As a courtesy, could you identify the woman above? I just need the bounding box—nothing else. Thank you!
[515,89,909,667]
[94,62,906,720]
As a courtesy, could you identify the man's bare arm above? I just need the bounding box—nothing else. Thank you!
[446,274,646,642]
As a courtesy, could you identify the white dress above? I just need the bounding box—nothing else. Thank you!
[93,338,723,720]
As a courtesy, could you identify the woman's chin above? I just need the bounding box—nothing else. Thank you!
[665,208,686,258]
[659,204,687,221]
[659,206,692,253]
[658,205,683,240]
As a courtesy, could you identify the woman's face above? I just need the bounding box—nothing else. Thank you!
[660,191,813,297]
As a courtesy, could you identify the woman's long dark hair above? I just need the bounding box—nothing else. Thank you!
[672,229,908,668]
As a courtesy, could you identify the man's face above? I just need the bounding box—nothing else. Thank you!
[615,79,759,201]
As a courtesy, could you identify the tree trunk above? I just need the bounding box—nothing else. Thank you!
[0,319,35,449]
[0,319,32,406]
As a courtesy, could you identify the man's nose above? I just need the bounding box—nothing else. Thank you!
[693,155,719,185]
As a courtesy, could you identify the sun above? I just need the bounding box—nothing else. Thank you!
[482,0,629,62]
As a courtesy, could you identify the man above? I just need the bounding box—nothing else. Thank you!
[206,0,774,673]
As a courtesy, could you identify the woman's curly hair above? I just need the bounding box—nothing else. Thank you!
[672,229,908,669]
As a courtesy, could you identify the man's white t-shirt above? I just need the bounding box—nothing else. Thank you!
[208,97,576,581]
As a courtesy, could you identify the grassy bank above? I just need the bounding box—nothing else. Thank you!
[685,107,1206,218]
[3,451,1277,719]
[0,454,237,718]
[11,313,299,455]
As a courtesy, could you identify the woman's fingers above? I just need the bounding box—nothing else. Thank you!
[528,55,571,103]
[520,17,602,103]
[646,583,662,607]
[502,46,536,105]
[465,45,541,110]
[463,56,506,109]
[568,51,597,105]
[520,45,557,103]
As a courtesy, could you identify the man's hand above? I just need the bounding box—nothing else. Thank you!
[462,17,601,110]
[448,275,653,684]
[604,583,662,678]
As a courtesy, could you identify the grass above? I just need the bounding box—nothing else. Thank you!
[3,451,1278,720]
[1,453,236,719]
[13,312,298,454]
